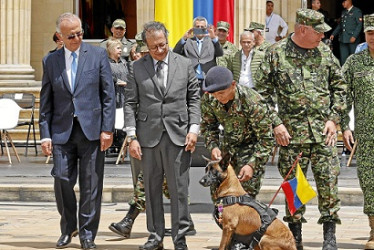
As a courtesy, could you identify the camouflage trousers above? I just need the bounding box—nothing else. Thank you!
[355,135,374,216]
[278,142,341,224]
[128,171,170,211]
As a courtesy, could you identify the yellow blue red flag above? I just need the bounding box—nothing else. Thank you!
[281,163,317,215]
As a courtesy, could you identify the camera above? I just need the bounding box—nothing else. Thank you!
[193,28,208,35]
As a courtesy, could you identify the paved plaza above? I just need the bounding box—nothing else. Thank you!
[0,150,369,249]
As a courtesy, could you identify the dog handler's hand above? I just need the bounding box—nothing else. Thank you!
[129,140,142,160]
[185,132,198,152]
[274,124,291,146]
[211,147,222,161]
[238,165,254,182]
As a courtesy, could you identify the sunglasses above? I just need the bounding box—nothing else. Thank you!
[63,30,84,40]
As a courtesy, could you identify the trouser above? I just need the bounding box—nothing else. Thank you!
[278,142,341,224]
[142,133,191,246]
[52,118,104,241]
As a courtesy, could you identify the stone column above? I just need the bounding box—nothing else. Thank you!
[235,0,266,46]
[0,0,35,84]
[136,0,155,33]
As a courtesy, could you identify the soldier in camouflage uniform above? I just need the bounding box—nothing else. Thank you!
[201,66,273,250]
[201,66,273,198]
[341,13,374,250]
[255,9,347,250]
[216,21,238,66]
[245,22,271,52]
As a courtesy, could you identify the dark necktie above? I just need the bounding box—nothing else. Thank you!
[156,60,165,93]
[71,52,77,90]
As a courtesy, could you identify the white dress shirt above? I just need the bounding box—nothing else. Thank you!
[238,50,254,88]
[64,47,80,90]
[265,13,288,44]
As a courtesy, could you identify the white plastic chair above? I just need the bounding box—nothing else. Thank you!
[0,99,22,164]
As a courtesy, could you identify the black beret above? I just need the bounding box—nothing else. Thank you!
[202,66,233,93]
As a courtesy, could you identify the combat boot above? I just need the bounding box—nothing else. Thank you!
[289,223,303,250]
[365,216,374,249]
[108,205,140,238]
[322,222,337,250]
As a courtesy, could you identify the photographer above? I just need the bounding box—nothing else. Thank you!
[173,16,223,93]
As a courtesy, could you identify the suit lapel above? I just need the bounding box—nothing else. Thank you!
[74,43,88,92]
[56,49,72,94]
[143,55,164,96]
[191,37,200,56]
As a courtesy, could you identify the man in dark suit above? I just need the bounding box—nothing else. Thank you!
[124,21,200,250]
[39,13,115,250]
[173,16,223,92]
[330,0,363,65]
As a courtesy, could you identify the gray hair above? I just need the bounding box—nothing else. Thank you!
[142,21,169,44]
[56,12,82,33]
[240,31,255,41]
[193,16,208,27]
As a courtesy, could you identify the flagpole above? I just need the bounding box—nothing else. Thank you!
[268,152,303,207]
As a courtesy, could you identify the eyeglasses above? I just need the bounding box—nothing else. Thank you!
[148,43,168,52]
[62,30,84,40]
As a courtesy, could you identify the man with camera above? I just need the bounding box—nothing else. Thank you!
[173,16,223,92]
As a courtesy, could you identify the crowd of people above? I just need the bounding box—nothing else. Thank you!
[39,0,374,249]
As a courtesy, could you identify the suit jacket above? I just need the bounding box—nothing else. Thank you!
[332,6,362,43]
[173,36,223,74]
[39,42,115,144]
[124,51,201,147]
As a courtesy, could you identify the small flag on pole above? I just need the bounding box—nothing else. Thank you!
[281,163,317,215]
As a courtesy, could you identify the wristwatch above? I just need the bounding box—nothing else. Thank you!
[127,135,137,143]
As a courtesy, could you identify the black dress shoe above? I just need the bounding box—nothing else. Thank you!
[165,225,197,236]
[139,240,164,250]
[56,230,78,249]
[81,239,96,249]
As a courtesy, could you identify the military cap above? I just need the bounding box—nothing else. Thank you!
[112,19,126,28]
[135,42,149,53]
[364,13,374,32]
[202,66,234,93]
[296,8,331,33]
[245,22,265,31]
[134,32,148,53]
[217,21,230,31]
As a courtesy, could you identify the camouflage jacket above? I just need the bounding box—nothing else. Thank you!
[216,40,238,66]
[256,40,271,52]
[341,49,374,138]
[254,35,347,144]
[200,85,274,171]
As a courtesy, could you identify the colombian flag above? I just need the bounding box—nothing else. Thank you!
[155,0,235,48]
[281,163,317,215]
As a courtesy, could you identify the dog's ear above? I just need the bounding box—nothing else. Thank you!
[219,153,231,171]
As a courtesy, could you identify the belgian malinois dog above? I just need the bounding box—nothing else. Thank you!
[199,156,296,250]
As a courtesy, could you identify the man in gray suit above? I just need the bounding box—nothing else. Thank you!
[39,13,115,250]
[173,16,223,92]
[124,21,201,250]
